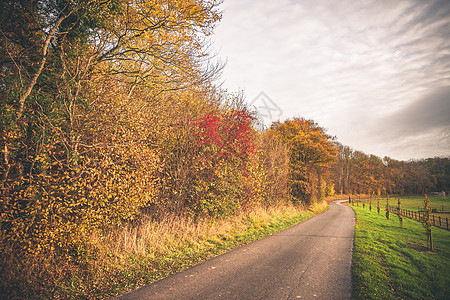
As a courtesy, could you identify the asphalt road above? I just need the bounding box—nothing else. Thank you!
[114,200,355,300]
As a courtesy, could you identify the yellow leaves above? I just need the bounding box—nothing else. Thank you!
[1,142,159,258]
[270,117,337,167]
[268,118,338,203]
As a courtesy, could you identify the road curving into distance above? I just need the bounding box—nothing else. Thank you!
[114,200,355,300]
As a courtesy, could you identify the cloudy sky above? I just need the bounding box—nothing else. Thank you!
[212,0,450,161]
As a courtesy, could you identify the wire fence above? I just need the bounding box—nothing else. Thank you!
[349,198,449,231]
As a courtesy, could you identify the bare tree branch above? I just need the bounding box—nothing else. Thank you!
[16,2,90,119]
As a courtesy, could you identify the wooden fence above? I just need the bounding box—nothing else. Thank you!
[386,207,449,230]
[349,198,449,231]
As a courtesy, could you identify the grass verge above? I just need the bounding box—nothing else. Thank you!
[1,202,328,299]
[351,204,450,299]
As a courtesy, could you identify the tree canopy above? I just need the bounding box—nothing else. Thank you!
[269,117,338,204]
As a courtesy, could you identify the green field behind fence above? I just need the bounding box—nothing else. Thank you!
[399,196,449,218]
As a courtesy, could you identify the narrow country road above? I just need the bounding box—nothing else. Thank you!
[114,200,355,300]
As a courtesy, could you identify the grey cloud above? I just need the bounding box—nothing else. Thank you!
[411,0,450,24]
[384,86,450,134]
[214,0,450,160]
[393,1,450,51]
[371,86,450,159]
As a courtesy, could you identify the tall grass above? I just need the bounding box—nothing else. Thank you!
[1,202,328,299]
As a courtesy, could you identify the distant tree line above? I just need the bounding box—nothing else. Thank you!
[328,145,449,196]
[421,157,450,193]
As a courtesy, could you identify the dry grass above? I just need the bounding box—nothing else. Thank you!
[95,204,303,258]
[1,202,327,299]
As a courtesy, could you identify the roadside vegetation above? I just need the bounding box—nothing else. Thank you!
[1,202,328,299]
[351,205,450,299]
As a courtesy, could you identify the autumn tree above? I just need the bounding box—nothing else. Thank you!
[1,0,223,256]
[154,94,259,217]
[258,131,291,205]
[269,117,337,205]
[329,143,353,194]
[1,0,222,181]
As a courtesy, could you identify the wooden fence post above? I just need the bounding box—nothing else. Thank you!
[386,197,390,220]
[397,198,403,229]
[377,199,380,215]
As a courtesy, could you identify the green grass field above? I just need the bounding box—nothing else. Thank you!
[351,204,450,299]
